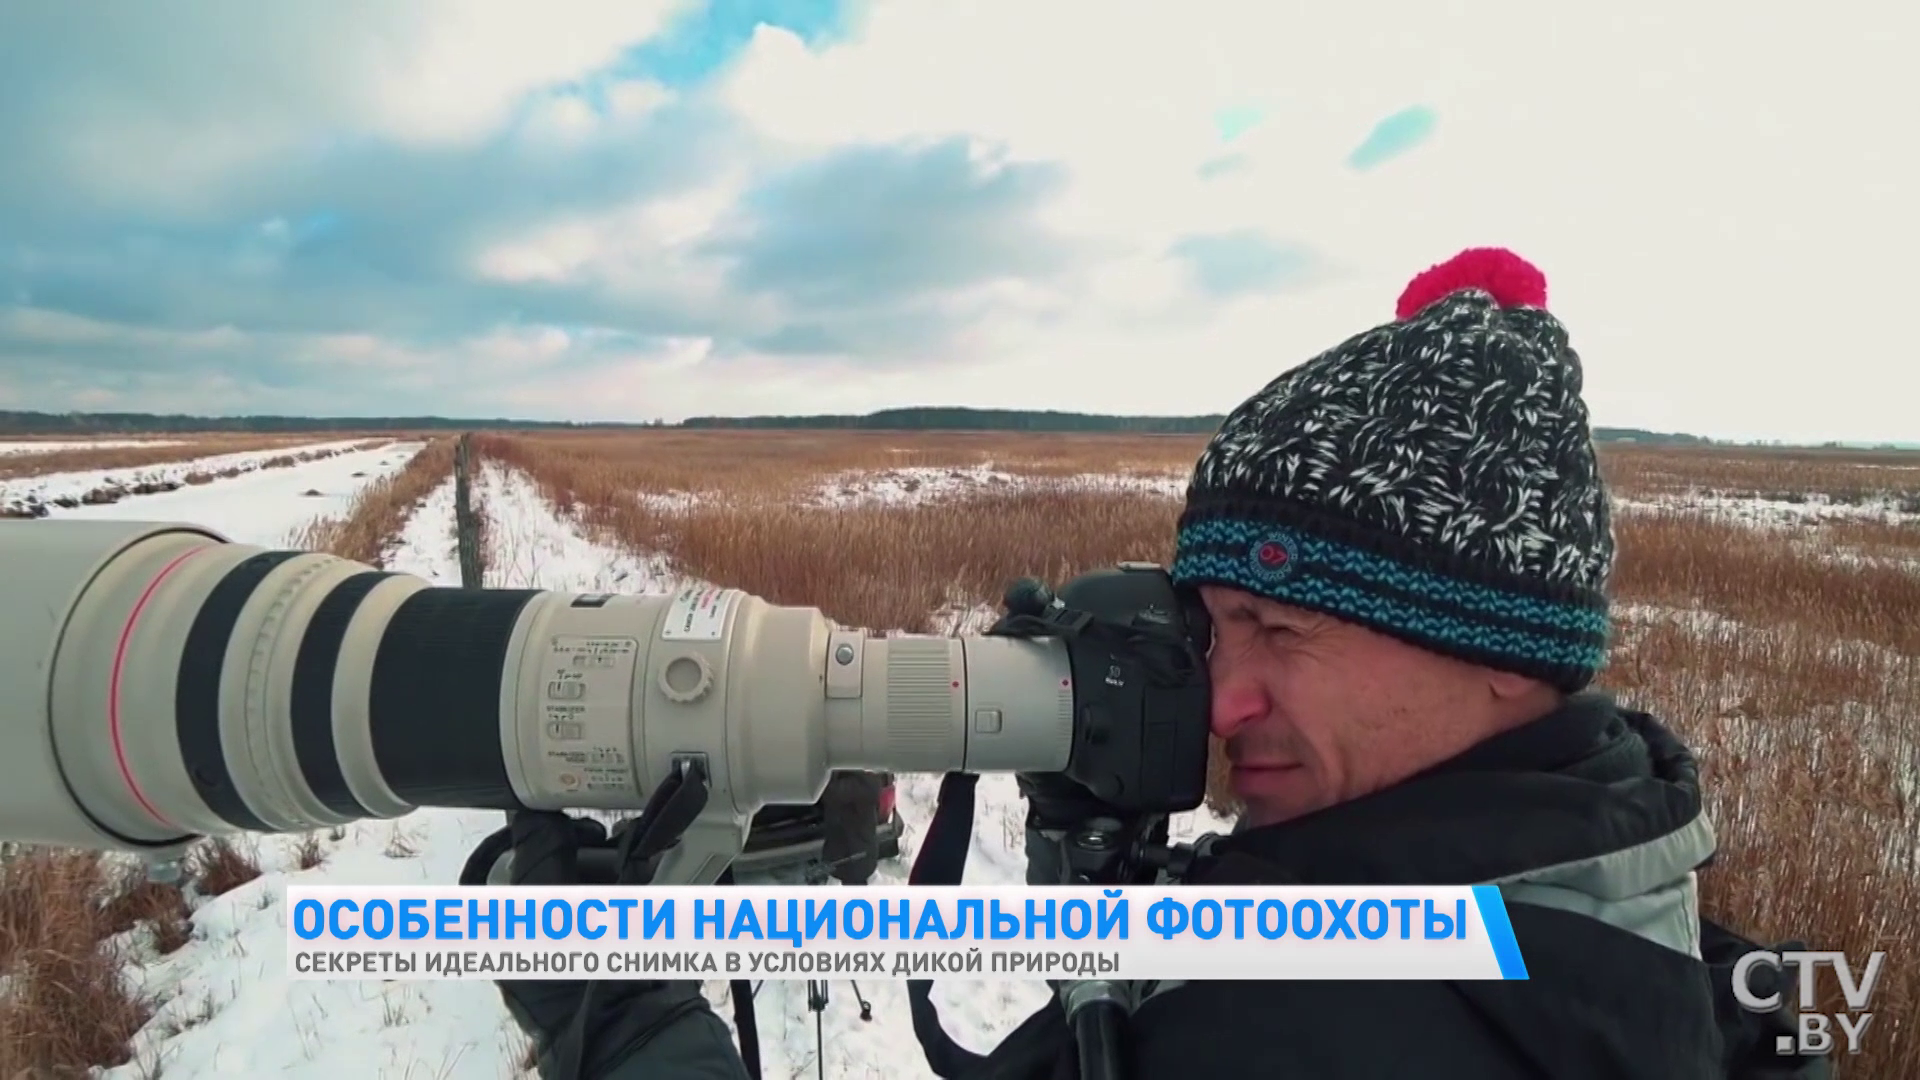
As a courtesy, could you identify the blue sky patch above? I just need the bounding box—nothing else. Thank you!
[1213,104,1266,143]
[1347,106,1437,170]
[620,0,852,87]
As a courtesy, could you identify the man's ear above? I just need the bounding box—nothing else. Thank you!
[1486,669,1545,702]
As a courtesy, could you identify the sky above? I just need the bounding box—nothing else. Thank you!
[0,0,1915,444]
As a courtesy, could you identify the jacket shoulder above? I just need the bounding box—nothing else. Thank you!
[1447,899,1723,1079]
[1117,901,1723,1080]
[1129,978,1539,1079]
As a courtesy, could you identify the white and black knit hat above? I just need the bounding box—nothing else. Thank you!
[1170,247,1614,691]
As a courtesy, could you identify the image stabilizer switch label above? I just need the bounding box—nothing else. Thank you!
[535,635,640,803]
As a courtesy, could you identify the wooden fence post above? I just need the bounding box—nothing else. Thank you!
[454,433,483,589]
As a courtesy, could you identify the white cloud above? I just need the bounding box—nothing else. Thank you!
[521,79,679,146]
[341,3,688,145]
[703,0,1920,442]
[3,0,1917,443]
[1,0,689,214]
[469,169,760,336]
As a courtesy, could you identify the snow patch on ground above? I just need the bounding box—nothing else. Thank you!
[0,438,190,455]
[2,439,386,511]
[1813,548,1920,576]
[34,441,422,545]
[1614,602,1748,639]
[112,814,541,1080]
[1613,491,1920,527]
[634,489,704,514]
[387,472,465,585]
[478,463,676,594]
[808,465,1188,508]
[928,602,1004,636]
[1616,601,1914,671]
[595,464,1188,517]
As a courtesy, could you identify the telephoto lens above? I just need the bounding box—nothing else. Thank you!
[3,519,1158,885]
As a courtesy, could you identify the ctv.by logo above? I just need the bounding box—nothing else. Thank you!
[1733,949,1887,1056]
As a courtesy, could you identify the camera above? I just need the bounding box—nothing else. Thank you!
[0,519,1213,885]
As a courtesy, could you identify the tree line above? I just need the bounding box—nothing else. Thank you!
[0,407,1715,445]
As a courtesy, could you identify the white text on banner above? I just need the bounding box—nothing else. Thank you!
[283,884,1530,982]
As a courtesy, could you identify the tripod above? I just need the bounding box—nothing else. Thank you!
[800,853,877,1080]
[803,978,875,1080]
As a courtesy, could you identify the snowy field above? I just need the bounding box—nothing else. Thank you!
[1614,491,1920,527]
[0,438,382,515]
[0,439,189,455]
[807,464,1189,508]
[615,463,1190,517]
[16,445,1234,1080]
[49,442,423,546]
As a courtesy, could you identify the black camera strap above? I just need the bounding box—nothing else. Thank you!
[549,758,711,1080]
[904,770,990,1078]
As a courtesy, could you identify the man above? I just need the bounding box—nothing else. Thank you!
[478,248,1797,1079]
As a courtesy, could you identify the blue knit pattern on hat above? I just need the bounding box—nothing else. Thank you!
[1172,518,1609,681]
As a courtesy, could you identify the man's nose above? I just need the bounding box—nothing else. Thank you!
[1208,667,1267,741]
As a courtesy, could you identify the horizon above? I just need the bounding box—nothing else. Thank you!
[4,404,1916,450]
[1,2,1914,444]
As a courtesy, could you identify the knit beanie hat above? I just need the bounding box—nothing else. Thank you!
[1169,247,1614,692]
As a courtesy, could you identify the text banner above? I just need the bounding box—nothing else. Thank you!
[284,883,1529,982]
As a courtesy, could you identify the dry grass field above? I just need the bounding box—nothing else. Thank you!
[1,429,1914,1078]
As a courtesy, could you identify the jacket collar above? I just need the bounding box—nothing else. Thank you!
[1198,693,1716,958]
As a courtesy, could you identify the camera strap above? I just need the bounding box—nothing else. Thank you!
[904,769,990,1078]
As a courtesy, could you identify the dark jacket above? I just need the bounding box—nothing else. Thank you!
[975,692,1725,1079]
[566,693,1773,1079]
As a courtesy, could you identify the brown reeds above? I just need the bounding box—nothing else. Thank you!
[0,853,166,1077]
[0,833,267,1077]
[287,437,458,564]
[1602,443,1920,511]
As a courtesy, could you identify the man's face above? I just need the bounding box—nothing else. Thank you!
[1198,584,1525,828]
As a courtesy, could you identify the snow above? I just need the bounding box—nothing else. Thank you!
[636,490,705,514]
[476,463,675,594]
[1,438,385,513]
[386,473,466,586]
[808,464,1188,508]
[1613,491,1920,527]
[71,456,1236,1080]
[0,439,189,455]
[35,442,424,546]
[589,464,1189,518]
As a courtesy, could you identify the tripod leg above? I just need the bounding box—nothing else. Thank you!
[815,1005,826,1080]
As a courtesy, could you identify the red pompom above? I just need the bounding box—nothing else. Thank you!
[1394,247,1547,320]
